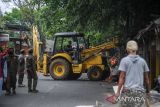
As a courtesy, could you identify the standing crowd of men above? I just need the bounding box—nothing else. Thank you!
[0,40,152,107]
[0,47,38,96]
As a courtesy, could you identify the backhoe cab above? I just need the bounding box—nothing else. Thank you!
[48,32,116,80]
[52,32,87,63]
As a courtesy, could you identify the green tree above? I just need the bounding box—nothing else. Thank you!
[2,8,22,24]
[2,0,160,45]
[65,0,160,44]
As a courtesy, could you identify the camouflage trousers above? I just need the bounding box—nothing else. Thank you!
[118,89,147,107]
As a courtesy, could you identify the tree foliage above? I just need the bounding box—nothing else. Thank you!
[1,0,160,45]
[66,0,160,39]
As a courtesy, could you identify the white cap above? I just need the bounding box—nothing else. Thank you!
[126,40,138,51]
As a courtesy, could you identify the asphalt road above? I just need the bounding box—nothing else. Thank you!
[0,73,117,107]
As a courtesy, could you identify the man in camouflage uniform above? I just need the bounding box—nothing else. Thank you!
[6,48,18,95]
[18,49,25,87]
[26,48,38,93]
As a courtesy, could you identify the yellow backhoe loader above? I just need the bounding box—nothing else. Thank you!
[33,27,118,80]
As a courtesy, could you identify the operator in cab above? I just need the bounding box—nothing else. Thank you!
[65,41,73,52]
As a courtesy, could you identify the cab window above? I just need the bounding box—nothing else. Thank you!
[55,37,63,52]
[77,37,86,49]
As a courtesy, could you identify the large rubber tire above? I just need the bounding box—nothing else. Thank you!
[87,66,103,81]
[49,58,71,80]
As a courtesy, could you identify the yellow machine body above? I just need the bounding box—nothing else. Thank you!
[32,26,43,72]
[32,27,118,80]
[48,41,116,74]
[51,53,72,63]
[50,53,83,74]
[42,40,116,80]
[80,41,116,73]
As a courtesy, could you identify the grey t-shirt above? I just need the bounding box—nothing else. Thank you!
[118,55,149,90]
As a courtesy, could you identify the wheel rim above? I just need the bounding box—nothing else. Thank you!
[91,70,100,79]
[53,63,65,77]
